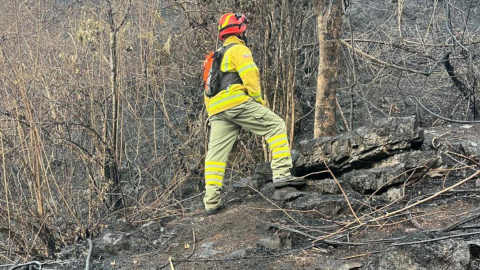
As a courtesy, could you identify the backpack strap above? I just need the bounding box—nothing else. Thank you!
[219,44,243,91]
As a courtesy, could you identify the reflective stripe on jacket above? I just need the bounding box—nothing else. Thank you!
[204,36,266,117]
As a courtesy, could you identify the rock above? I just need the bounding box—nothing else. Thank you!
[311,179,341,194]
[372,150,442,181]
[232,177,250,188]
[366,239,470,270]
[340,150,442,194]
[139,221,163,236]
[272,187,305,201]
[291,149,299,163]
[234,163,272,189]
[476,179,480,188]
[94,224,172,255]
[372,150,441,170]
[221,249,247,260]
[340,164,406,193]
[468,240,480,259]
[194,242,221,258]
[423,127,480,166]
[252,162,272,187]
[385,187,402,201]
[110,219,133,232]
[152,233,175,248]
[254,162,272,177]
[287,194,354,216]
[56,243,84,259]
[294,117,424,175]
[95,232,132,255]
[462,140,480,161]
[260,182,276,198]
[257,232,292,252]
[339,262,362,270]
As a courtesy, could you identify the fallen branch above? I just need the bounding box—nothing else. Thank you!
[7,261,42,270]
[0,261,69,269]
[274,222,480,250]
[158,242,327,268]
[458,224,480,230]
[393,231,480,246]
[443,208,480,232]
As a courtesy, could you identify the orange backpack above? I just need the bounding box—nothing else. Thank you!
[202,44,240,97]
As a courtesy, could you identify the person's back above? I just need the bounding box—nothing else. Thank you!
[203,13,306,215]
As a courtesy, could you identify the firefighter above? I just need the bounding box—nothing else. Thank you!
[203,13,306,215]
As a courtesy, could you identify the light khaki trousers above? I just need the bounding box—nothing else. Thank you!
[204,99,293,210]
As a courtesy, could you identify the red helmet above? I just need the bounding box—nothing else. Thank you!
[218,13,248,41]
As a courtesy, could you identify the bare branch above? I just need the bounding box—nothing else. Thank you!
[412,96,480,123]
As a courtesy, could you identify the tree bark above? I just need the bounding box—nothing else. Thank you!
[313,0,343,138]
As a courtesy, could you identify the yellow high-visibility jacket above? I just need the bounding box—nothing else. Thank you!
[204,36,266,117]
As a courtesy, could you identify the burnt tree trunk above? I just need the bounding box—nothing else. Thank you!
[313,0,343,138]
[104,0,130,211]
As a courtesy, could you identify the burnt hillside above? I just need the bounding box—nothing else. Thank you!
[0,0,479,269]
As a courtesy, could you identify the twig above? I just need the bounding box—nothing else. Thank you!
[158,242,327,268]
[336,97,350,131]
[368,169,480,223]
[441,50,479,117]
[299,170,330,178]
[7,261,42,270]
[446,151,480,168]
[186,230,196,260]
[1,261,69,268]
[340,40,448,76]
[445,2,470,53]
[392,231,480,246]
[168,257,175,270]
[443,207,480,232]
[271,223,403,247]
[318,147,362,225]
[458,224,480,229]
[238,182,304,227]
[412,96,480,123]
[341,38,480,47]
[341,248,389,260]
[353,92,390,118]
[159,229,196,270]
[406,200,424,229]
